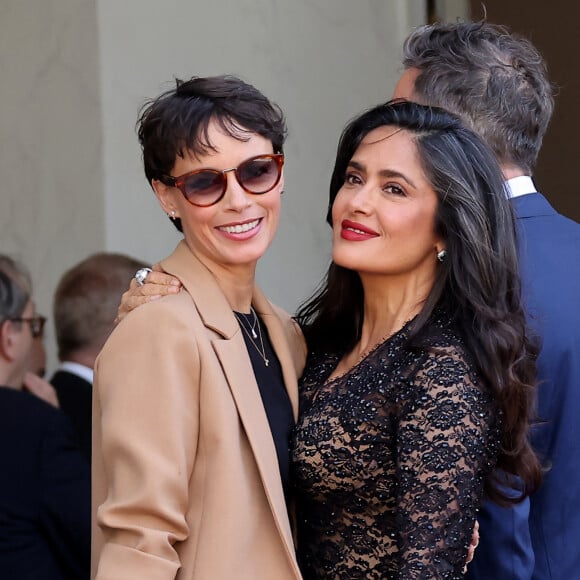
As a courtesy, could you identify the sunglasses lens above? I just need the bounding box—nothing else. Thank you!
[173,155,282,206]
[182,171,225,205]
[238,156,281,193]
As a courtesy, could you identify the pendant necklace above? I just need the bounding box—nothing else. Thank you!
[234,307,270,366]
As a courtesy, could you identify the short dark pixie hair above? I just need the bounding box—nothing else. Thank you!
[137,75,287,231]
[402,20,554,173]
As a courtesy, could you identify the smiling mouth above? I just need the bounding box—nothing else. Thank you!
[346,226,370,235]
[341,220,379,236]
[217,218,261,234]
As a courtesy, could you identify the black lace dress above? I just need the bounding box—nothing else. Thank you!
[291,313,500,579]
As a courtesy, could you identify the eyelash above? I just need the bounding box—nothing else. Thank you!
[384,184,406,196]
[345,173,362,186]
[344,173,406,196]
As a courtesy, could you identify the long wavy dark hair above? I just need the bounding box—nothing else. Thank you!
[296,100,542,503]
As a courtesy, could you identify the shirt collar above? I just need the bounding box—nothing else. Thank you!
[505,175,536,198]
[57,361,94,384]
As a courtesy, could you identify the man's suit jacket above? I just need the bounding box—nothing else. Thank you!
[52,370,92,462]
[466,193,580,580]
[0,387,91,579]
[91,241,307,580]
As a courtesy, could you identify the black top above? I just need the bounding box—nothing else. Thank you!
[235,311,294,499]
[0,387,90,580]
[291,312,500,579]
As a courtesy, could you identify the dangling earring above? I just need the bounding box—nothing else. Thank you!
[437,249,447,263]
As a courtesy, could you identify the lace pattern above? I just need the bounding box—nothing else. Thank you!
[291,313,500,579]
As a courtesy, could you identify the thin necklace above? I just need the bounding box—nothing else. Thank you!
[245,308,259,338]
[234,307,270,366]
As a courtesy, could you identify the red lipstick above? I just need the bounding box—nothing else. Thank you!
[340,220,379,241]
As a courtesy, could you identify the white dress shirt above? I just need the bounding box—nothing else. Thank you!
[505,175,536,199]
[57,361,94,384]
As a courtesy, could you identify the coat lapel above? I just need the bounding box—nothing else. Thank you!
[160,241,298,561]
[211,339,296,555]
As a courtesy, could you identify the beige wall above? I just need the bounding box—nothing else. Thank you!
[1,0,427,374]
[0,0,104,373]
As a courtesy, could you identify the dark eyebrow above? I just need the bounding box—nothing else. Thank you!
[348,160,417,189]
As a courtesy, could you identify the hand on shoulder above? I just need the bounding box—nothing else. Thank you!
[115,263,182,324]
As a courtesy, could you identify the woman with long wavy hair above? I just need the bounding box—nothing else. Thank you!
[291,100,542,579]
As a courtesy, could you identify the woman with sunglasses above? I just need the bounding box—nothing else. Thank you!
[91,76,305,580]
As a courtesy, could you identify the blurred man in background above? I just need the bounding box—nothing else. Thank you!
[0,255,90,579]
[51,252,147,461]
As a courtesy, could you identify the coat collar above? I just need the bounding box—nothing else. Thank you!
[160,241,300,572]
[511,192,557,219]
[161,241,239,339]
[160,241,299,418]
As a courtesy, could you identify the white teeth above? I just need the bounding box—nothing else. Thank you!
[347,227,368,235]
[219,219,260,234]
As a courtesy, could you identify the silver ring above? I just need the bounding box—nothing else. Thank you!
[134,267,152,286]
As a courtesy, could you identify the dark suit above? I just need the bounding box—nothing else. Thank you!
[467,192,580,579]
[0,387,90,579]
[51,370,92,462]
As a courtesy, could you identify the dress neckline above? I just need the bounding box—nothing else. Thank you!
[324,317,415,386]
